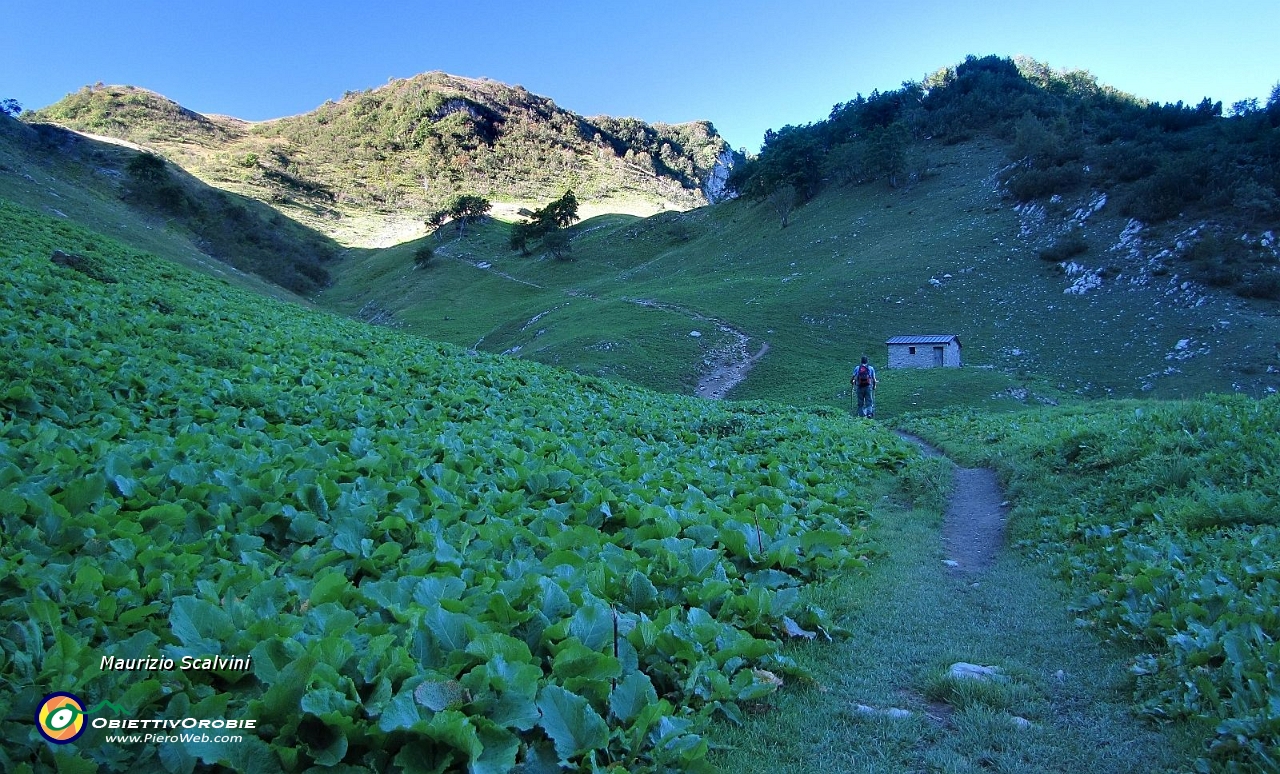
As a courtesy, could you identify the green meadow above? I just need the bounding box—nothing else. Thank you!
[6,53,1280,772]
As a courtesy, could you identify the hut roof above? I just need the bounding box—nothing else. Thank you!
[885,335,961,347]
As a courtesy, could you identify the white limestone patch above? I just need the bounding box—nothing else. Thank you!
[1062,261,1103,295]
[1070,192,1107,226]
[1165,338,1210,362]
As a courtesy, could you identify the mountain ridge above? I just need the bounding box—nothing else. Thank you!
[28,73,739,246]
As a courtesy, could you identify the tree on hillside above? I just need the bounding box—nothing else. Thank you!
[542,228,572,261]
[540,189,579,228]
[864,123,910,187]
[0,99,21,117]
[425,209,449,231]
[507,190,580,255]
[766,185,798,228]
[445,194,491,236]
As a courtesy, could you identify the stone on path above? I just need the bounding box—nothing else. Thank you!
[854,704,912,719]
[948,662,1003,681]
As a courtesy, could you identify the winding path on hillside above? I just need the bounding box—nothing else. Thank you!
[431,241,769,399]
[625,298,767,400]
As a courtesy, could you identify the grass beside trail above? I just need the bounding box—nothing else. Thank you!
[709,453,1210,773]
[903,398,1280,770]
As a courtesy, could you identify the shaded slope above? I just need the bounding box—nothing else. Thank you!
[0,113,328,300]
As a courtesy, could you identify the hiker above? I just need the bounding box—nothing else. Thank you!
[851,356,878,418]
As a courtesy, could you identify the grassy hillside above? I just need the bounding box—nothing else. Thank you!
[903,397,1280,770]
[26,57,1278,416]
[0,114,311,303]
[29,76,737,246]
[732,55,1280,302]
[0,200,909,772]
[0,112,342,295]
[320,139,1280,415]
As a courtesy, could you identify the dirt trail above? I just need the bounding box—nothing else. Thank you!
[420,246,770,399]
[716,428,1199,773]
[627,298,767,400]
[896,432,1007,572]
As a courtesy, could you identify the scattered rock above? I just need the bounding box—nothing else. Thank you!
[854,704,912,719]
[1011,716,1033,729]
[689,330,702,338]
[752,669,784,689]
[942,559,960,568]
[781,616,817,640]
[948,662,1002,681]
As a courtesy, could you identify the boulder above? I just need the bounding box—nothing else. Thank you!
[948,662,1002,681]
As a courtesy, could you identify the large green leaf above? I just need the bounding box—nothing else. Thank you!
[169,596,234,651]
[568,602,613,652]
[609,671,658,723]
[424,606,475,653]
[535,685,610,762]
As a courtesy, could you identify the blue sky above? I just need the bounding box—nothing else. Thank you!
[7,0,1280,152]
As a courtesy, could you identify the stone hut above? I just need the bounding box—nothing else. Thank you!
[886,335,962,368]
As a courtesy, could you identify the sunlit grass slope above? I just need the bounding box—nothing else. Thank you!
[904,398,1280,770]
[0,201,909,772]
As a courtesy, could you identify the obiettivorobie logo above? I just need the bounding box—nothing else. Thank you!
[36,693,123,744]
[35,691,257,745]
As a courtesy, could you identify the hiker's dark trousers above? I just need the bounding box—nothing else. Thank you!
[857,385,874,417]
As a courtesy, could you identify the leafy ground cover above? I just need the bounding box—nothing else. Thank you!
[902,397,1280,770]
[0,200,909,772]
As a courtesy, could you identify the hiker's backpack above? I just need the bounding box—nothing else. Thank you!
[855,364,872,387]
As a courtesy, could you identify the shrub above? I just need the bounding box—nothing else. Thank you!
[1121,160,1208,222]
[1037,231,1088,262]
[413,246,434,267]
[543,228,572,260]
[1005,164,1083,202]
[1238,271,1280,300]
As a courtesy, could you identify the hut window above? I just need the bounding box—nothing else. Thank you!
[908,346,916,354]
